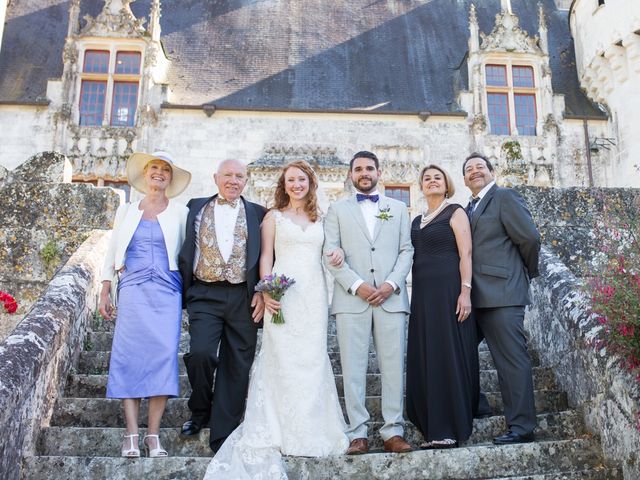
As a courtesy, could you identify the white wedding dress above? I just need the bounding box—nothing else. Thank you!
[204,212,349,479]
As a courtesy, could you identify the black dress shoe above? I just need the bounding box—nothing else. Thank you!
[493,430,534,445]
[181,420,203,436]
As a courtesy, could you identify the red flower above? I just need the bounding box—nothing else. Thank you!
[0,290,18,314]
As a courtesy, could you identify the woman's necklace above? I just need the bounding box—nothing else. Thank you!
[420,200,448,229]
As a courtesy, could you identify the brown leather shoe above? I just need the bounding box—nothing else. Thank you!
[346,438,369,455]
[383,435,412,453]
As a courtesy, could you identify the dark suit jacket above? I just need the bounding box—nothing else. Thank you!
[178,194,266,303]
[470,184,541,308]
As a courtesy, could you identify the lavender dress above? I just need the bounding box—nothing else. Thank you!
[106,220,182,398]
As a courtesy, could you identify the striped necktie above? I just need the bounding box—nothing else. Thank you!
[466,197,480,220]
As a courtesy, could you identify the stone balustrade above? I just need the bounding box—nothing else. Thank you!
[0,231,109,480]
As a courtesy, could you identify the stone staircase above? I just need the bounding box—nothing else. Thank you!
[21,318,622,479]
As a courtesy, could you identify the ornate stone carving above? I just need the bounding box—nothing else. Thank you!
[138,104,158,126]
[63,43,78,65]
[471,114,487,133]
[252,144,345,168]
[480,10,541,54]
[58,103,72,122]
[80,0,146,38]
[67,125,138,181]
[246,144,350,206]
[144,44,159,69]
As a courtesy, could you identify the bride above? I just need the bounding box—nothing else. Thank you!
[204,160,349,479]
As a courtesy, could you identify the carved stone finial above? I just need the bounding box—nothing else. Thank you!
[538,3,547,30]
[501,0,513,14]
[149,0,161,42]
[538,3,549,54]
[67,0,81,36]
[469,3,478,25]
[469,4,480,53]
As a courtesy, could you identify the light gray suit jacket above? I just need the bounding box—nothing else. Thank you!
[470,184,541,308]
[323,195,413,315]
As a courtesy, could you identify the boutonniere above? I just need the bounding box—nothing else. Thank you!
[376,206,393,222]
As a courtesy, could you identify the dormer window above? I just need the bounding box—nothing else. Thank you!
[485,64,537,136]
[79,49,141,127]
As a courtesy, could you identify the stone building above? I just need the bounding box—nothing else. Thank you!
[0,0,634,213]
[569,0,640,188]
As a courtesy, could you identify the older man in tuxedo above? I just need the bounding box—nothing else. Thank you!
[324,151,414,455]
[463,153,541,445]
[178,159,266,452]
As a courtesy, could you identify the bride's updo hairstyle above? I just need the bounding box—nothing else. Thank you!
[273,160,320,222]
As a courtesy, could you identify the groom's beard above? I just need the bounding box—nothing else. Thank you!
[353,177,378,193]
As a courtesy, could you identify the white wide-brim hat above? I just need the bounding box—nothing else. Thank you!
[126,151,191,198]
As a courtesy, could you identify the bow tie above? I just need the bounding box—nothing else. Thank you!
[356,193,379,203]
[466,197,480,220]
[217,197,239,208]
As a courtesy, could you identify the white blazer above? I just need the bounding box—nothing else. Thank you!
[101,200,189,281]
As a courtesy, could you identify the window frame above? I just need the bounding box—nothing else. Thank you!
[484,62,538,136]
[383,185,411,207]
[78,46,143,127]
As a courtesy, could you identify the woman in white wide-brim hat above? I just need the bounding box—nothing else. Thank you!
[99,151,191,458]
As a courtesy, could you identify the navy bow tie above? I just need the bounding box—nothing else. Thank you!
[356,193,379,203]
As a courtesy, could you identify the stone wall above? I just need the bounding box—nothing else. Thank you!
[520,186,640,479]
[526,247,640,480]
[0,230,109,480]
[518,186,640,276]
[0,151,120,340]
[570,0,640,188]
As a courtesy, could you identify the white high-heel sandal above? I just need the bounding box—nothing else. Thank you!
[143,434,168,458]
[121,433,140,458]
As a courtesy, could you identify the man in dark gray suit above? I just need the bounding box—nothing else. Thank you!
[463,153,541,445]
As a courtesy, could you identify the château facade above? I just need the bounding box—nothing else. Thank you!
[0,0,637,212]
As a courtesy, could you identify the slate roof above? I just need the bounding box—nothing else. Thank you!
[0,0,603,116]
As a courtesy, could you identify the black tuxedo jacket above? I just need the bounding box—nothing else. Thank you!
[470,184,540,308]
[178,194,266,302]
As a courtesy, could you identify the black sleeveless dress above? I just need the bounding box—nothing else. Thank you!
[406,203,479,443]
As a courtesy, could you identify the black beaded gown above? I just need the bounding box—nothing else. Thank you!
[406,203,479,443]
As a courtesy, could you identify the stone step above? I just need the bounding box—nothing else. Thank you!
[85,330,539,362]
[64,365,556,399]
[50,391,567,428]
[21,438,616,480]
[83,331,540,371]
[74,348,545,380]
[37,411,585,457]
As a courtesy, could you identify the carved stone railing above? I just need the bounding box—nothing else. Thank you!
[67,125,137,182]
[247,144,350,208]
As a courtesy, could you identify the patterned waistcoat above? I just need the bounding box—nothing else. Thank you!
[194,200,248,283]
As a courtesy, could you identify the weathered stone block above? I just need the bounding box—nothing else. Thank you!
[526,246,640,480]
[10,152,72,184]
[0,231,108,480]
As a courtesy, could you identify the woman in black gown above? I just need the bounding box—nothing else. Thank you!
[406,164,479,449]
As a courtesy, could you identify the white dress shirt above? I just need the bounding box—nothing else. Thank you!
[358,190,380,239]
[469,180,496,213]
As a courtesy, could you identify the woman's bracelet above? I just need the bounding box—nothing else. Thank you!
[462,282,472,289]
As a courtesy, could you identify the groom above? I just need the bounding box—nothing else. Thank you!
[323,151,413,454]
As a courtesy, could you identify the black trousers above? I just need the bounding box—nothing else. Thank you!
[476,306,536,435]
[184,280,258,450]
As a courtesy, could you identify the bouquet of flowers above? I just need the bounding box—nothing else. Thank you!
[0,291,18,314]
[255,273,296,324]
